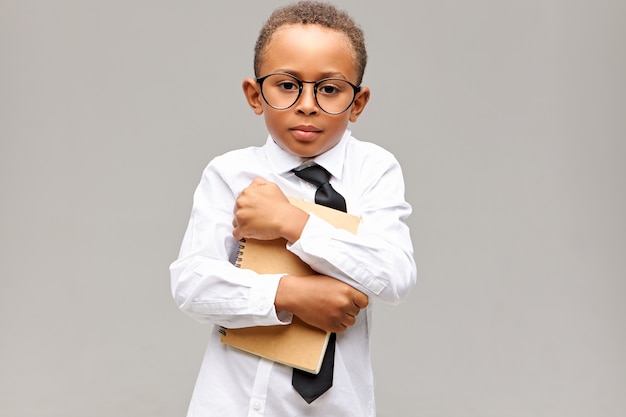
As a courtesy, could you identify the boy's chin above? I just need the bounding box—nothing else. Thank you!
[277,139,341,159]
[286,147,327,159]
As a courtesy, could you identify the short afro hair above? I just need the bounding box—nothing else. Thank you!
[253,1,367,85]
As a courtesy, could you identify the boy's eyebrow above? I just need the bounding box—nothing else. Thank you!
[274,68,349,80]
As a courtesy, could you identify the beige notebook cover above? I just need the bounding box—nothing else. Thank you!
[220,198,360,374]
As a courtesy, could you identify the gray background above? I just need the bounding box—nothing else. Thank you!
[1,1,624,416]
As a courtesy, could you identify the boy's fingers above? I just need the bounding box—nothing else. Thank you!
[353,293,369,309]
[341,314,356,328]
[251,177,267,186]
[346,306,359,318]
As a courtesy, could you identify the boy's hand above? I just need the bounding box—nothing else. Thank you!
[233,178,308,242]
[275,275,369,333]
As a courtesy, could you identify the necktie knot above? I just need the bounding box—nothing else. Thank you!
[293,164,346,213]
[293,164,331,188]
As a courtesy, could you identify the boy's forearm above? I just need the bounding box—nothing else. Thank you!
[288,214,417,304]
[275,274,368,333]
[171,255,289,328]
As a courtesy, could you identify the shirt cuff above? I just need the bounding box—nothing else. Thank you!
[249,274,292,326]
[289,212,336,249]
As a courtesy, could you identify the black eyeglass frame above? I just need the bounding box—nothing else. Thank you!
[256,72,362,115]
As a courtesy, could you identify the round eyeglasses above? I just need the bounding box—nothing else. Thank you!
[256,72,361,115]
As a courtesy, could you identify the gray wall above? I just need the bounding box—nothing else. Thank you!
[1,1,624,416]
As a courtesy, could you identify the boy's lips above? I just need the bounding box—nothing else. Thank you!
[291,125,322,141]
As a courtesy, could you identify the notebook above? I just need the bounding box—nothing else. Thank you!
[220,198,360,374]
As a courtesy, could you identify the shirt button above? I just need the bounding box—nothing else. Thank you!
[253,401,261,410]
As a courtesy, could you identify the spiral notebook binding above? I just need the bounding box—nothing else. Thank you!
[218,326,227,336]
[235,238,246,268]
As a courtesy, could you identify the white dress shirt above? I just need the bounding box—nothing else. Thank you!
[170,129,416,417]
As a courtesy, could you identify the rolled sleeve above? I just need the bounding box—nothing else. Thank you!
[287,213,414,302]
[172,257,291,329]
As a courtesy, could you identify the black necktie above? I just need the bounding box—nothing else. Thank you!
[291,164,346,403]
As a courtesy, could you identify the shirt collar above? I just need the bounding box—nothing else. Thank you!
[263,129,350,179]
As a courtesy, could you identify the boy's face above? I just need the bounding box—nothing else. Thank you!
[243,24,370,158]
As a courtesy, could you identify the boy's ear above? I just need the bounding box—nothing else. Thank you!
[349,86,370,123]
[242,78,264,115]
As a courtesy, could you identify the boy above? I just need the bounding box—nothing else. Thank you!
[170,2,416,416]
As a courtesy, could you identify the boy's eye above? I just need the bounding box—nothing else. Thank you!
[318,85,339,94]
[278,81,299,91]
[317,82,345,95]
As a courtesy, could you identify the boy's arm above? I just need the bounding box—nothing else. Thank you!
[232,177,369,333]
[287,157,417,305]
[232,158,416,307]
[170,168,290,329]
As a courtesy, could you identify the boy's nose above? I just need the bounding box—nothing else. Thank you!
[295,84,318,114]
